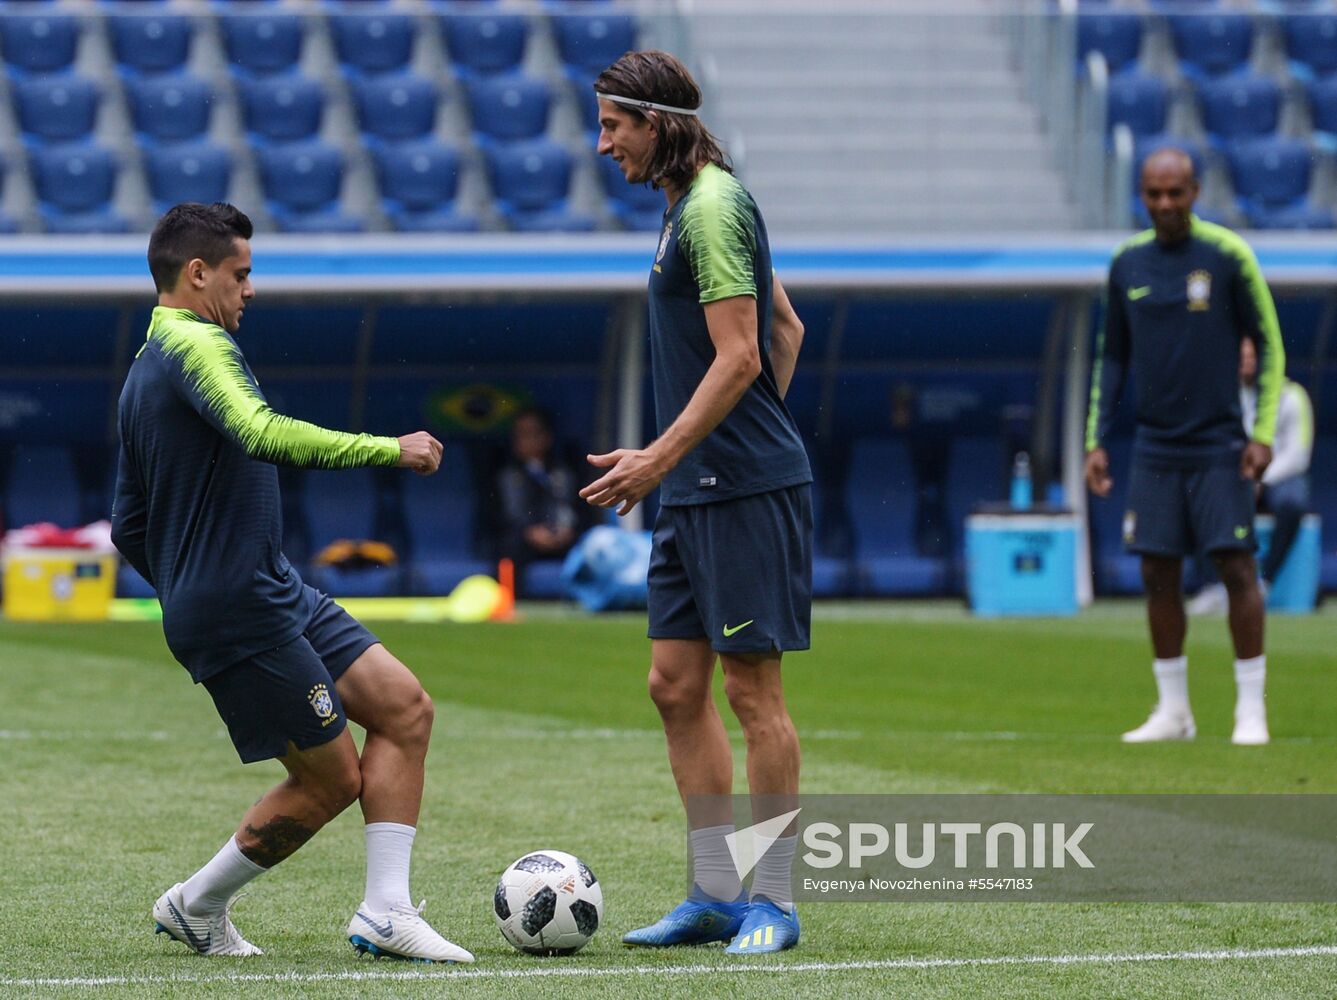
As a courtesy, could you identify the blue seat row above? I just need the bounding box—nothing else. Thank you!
[0,3,648,233]
[1081,6,1337,228]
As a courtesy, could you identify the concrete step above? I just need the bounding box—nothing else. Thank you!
[717,101,1043,134]
[744,169,1068,197]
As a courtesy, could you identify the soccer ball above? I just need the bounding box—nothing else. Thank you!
[493,849,603,955]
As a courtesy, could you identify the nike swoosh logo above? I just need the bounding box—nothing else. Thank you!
[722,620,754,638]
[1127,286,1151,301]
[167,899,211,953]
[357,911,395,938]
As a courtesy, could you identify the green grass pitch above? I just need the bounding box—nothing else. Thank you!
[2,602,1336,998]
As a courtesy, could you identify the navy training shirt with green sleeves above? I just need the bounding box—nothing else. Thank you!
[1086,217,1285,465]
[647,162,811,505]
[111,306,400,682]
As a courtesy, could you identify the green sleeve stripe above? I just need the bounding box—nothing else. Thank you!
[154,311,399,469]
[1085,314,1105,452]
[679,165,757,304]
[1195,222,1286,445]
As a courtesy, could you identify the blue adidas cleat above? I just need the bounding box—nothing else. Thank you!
[621,886,748,947]
[724,896,799,954]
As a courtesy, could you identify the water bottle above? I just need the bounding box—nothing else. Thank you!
[1010,451,1033,510]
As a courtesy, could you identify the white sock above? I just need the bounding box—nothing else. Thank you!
[179,836,266,917]
[749,835,797,912]
[364,822,416,912]
[1153,656,1189,713]
[689,824,742,902]
[1234,655,1266,717]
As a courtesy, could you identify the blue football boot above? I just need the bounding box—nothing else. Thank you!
[622,886,748,947]
[724,896,799,954]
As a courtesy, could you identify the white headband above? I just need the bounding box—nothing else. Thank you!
[596,92,699,117]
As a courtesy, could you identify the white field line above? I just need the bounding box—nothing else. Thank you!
[5,944,1337,989]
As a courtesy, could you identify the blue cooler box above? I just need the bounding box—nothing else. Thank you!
[967,512,1079,617]
[1255,513,1321,613]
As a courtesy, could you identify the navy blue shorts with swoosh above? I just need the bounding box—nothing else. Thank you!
[1123,459,1257,559]
[202,589,379,763]
[648,484,812,654]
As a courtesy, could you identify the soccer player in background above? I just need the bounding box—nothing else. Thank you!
[111,203,473,962]
[582,51,811,954]
[1085,149,1284,746]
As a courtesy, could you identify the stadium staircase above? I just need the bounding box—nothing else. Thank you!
[686,0,1082,234]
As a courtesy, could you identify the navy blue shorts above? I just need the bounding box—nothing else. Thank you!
[648,484,812,654]
[202,591,379,763]
[1123,460,1257,558]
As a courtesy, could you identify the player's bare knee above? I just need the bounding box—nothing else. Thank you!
[325,761,363,814]
[647,664,706,718]
[1215,557,1258,595]
[1140,561,1180,597]
[401,686,435,750]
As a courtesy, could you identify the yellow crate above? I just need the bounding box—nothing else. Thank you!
[2,548,117,622]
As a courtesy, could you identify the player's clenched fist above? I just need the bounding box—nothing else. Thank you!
[397,432,443,475]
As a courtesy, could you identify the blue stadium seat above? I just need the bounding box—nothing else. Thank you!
[220,12,303,75]
[368,137,477,232]
[108,12,192,74]
[124,71,213,142]
[551,12,637,82]
[302,469,400,597]
[329,10,415,74]
[3,445,80,530]
[1106,71,1168,137]
[1282,12,1337,82]
[143,140,232,213]
[1197,71,1281,148]
[29,143,127,233]
[256,139,362,232]
[1167,12,1254,81]
[465,72,551,142]
[1076,11,1143,74]
[484,137,595,231]
[1307,74,1337,149]
[1226,137,1334,229]
[402,444,490,595]
[0,11,77,74]
[347,71,437,140]
[438,10,527,78]
[235,72,324,142]
[13,73,99,143]
[847,438,948,596]
[596,153,662,231]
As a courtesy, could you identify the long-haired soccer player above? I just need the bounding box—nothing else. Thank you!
[582,52,811,954]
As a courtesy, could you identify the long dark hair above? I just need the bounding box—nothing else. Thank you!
[594,50,731,191]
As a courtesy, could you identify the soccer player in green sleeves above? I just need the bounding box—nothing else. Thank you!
[112,203,473,962]
[583,52,811,953]
[1085,149,1284,746]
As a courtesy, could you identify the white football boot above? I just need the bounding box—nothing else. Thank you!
[1232,709,1270,746]
[1186,584,1228,616]
[153,883,263,957]
[348,899,475,964]
[1121,706,1196,743]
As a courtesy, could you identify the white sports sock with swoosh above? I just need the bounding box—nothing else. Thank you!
[180,836,266,917]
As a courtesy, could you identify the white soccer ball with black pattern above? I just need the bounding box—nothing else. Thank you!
[493,849,603,955]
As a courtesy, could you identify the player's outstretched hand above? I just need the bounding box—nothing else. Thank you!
[1241,440,1272,482]
[397,432,443,475]
[580,449,666,517]
[1084,447,1112,498]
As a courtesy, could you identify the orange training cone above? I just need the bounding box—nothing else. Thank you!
[491,557,517,622]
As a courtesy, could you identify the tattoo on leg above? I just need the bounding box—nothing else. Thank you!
[240,814,316,867]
